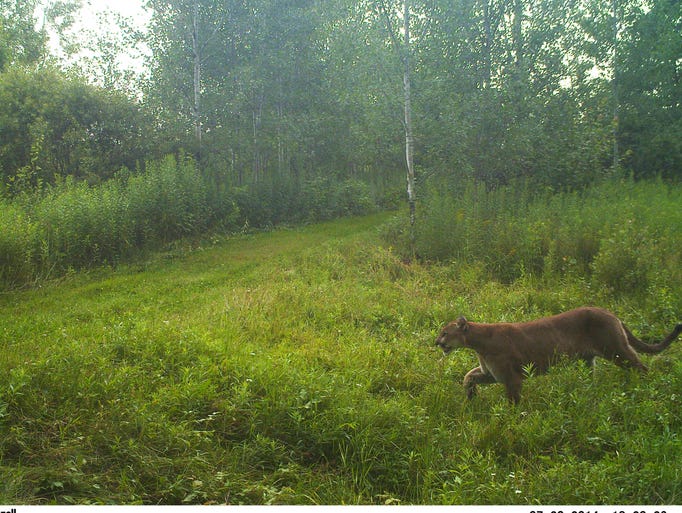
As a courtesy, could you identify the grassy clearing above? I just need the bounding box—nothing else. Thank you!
[1,207,681,504]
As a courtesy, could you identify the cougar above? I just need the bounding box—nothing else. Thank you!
[435,307,682,403]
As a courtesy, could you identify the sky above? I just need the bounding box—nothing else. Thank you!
[80,0,150,29]
[49,0,152,85]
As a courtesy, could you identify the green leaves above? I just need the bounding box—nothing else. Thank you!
[0,67,152,187]
[410,178,682,305]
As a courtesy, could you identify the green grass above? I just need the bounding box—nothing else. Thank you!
[0,154,380,289]
[1,210,681,504]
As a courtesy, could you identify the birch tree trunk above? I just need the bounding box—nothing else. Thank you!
[512,0,523,76]
[612,0,619,170]
[380,0,417,254]
[482,0,492,89]
[403,0,416,251]
[191,0,202,158]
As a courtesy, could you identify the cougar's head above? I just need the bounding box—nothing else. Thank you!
[435,316,469,354]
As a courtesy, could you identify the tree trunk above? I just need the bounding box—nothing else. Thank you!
[512,0,523,80]
[403,0,416,247]
[482,0,492,88]
[612,0,619,170]
[252,94,264,182]
[191,0,202,160]
[377,0,417,256]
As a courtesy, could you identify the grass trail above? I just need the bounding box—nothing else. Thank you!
[2,211,682,504]
[0,213,388,366]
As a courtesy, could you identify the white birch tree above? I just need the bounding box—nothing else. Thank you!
[378,0,417,254]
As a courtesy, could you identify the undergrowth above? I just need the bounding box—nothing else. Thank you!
[385,178,682,324]
[0,154,378,289]
[1,185,681,504]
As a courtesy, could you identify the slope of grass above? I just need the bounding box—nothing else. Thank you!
[1,210,681,504]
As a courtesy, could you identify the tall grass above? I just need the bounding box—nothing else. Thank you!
[2,177,681,504]
[385,178,682,322]
[0,200,37,285]
[0,156,378,289]
[0,155,223,286]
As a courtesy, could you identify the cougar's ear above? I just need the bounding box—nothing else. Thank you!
[456,316,469,331]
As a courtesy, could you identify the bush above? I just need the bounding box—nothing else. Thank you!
[35,177,134,270]
[0,154,243,287]
[400,177,682,298]
[0,157,381,288]
[30,155,217,273]
[234,176,377,228]
[590,222,651,296]
[127,155,212,244]
[0,199,38,286]
[410,179,547,282]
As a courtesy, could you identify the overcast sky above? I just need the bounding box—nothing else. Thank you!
[80,0,150,26]
[51,0,152,84]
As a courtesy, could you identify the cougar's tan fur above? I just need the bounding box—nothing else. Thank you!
[435,307,682,404]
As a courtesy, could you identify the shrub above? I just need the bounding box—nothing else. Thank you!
[0,199,38,286]
[0,156,379,288]
[395,176,682,311]
[234,176,378,228]
[330,179,376,218]
[411,179,548,282]
[127,154,211,244]
[35,176,134,270]
[0,154,243,286]
[590,222,651,297]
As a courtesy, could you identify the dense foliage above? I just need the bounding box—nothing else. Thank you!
[390,178,682,292]
[142,0,682,185]
[2,0,681,192]
[1,0,679,284]
[0,154,378,288]
[0,67,152,188]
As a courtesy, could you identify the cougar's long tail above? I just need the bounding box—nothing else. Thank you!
[624,322,682,354]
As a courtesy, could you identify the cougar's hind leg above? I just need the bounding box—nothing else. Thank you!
[601,327,649,372]
[613,345,648,372]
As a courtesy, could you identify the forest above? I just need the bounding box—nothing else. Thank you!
[1,0,682,506]
[1,0,681,191]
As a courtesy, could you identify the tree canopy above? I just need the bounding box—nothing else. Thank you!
[1,0,680,194]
